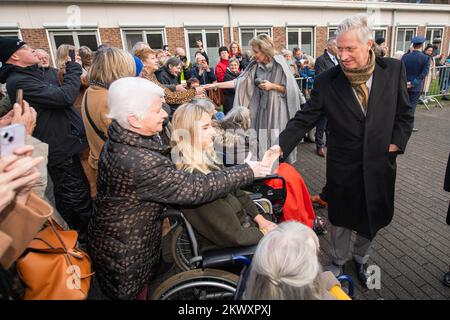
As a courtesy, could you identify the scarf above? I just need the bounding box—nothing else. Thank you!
[340,49,375,113]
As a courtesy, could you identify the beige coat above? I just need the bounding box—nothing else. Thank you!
[423,57,436,94]
[81,86,111,196]
[0,192,52,269]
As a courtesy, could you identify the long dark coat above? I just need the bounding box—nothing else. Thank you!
[279,58,413,239]
[87,121,254,299]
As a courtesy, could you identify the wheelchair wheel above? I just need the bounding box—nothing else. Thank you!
[150,268,240,300]
[171,225,193,271]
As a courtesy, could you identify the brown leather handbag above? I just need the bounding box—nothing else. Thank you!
[16,218,94,300]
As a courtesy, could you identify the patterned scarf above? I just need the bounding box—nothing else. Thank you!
[340,49,375,113]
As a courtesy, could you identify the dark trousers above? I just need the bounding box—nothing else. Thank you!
[315,115,328,148]
[408,90,421,127]
[47,154,92,237]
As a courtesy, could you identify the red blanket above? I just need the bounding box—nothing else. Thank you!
[265,163,316,228]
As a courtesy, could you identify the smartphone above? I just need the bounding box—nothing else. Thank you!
[16,89,23,108]
[0,124,26,157]
[68,49,76,62]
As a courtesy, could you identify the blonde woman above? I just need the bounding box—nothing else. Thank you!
[81,47,135,196]
[205,34,305,163]
[171,103,276,252]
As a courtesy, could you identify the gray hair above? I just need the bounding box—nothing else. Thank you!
[221,106,250,131]
[191,97,216,115]
[327,38,336,46]
[228,57,240,66]
[165,57,182,68]
[131,41,150,55]
[336,14,373,44]
[243,221,326,300]
[107,77,164,128]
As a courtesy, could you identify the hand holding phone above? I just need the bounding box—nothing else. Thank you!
[68,49,76,62]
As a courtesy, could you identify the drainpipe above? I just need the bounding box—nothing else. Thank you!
[390,10,396,57]
[228,5,234,43]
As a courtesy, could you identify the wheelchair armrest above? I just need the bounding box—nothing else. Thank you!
[248,193,263,201]
[201,245,257,269]
[253,174,280,183]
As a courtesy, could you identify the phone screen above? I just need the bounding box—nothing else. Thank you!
[69,49,76,62]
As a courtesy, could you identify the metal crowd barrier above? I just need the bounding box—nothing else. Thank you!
[295,76,314,98]
[420,65,450,110]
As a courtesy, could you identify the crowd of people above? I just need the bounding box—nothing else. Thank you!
[0,12,448,300]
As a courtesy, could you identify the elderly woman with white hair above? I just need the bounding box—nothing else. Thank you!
[87,77,272,300]
[243,221,350,300]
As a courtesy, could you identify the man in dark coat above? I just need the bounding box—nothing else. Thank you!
[0,37,92,240]
[401,36,431,132]
[88,77,271,299]
[314,38,339,158]
[278,15,413,287]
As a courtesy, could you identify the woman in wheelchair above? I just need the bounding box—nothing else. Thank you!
[170,103,277,252]
[243,221,350,300]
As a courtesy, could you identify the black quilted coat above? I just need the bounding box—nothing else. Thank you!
[87,120,254,299]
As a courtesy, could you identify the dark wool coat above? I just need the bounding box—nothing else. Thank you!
[279,58,414,239]
[88,121,254,299]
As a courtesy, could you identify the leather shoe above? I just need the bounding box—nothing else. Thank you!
[310,194,327,207]
[316,147,325,157]
[353,260,370,288]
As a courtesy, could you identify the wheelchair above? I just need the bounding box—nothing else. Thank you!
[151,208,256,300]
[169,174,287,271]
[153,209,355,300]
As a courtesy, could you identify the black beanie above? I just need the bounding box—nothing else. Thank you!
[0,37,26,63]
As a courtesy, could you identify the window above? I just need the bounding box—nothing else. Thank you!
[49,30,100,56]
[287,27,314,57]
[425,27,444,52]
[186,28,223,67]
[0,30,21,67]
[328,27,337,40]
[239,28,272,53]
[396,27,416,53]
[373,28,387,42]
[122,29,166,52]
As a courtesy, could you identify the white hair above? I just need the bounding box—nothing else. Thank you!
[336,13,373,45]
[243,221,325,300]
[131,41,150,55]
[107,77,164,128]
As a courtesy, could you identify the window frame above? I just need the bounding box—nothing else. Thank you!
[395,26,418,53]
[47,28,101,63]
[184,27,224,67]
[425,26,445,52]
[238,27,273,52]
[121,28,167,52]
[286,26,315,57]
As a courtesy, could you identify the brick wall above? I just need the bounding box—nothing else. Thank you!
[316,26,328,58]
[223,27,231,47]
[99,28,123,49]
[166,27,186,53]
[21,29,51,54]
[273,27,286,52]
[443,26,450,58]
[417,26,426,37]
[233,27,239,46]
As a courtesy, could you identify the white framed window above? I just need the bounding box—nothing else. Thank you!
[373,27,388,42]
[185,28,223,68]
[425,27,444,52]
[121,29,166,52]
[48,29,100,57]
[395,27,416,53]
[328,27,338,40]
[287,27,315,57]
[239,27,272,53]
[0,29,21,38]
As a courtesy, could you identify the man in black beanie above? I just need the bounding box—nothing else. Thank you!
[0,37,92,241]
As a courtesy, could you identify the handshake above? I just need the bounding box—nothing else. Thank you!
[244,145,282,178]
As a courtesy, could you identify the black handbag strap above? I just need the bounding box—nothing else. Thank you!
[84,91,107,142]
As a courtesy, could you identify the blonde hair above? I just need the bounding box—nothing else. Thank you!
[249,34,275,58]
[171,103,220,174]
[134,47,155,64]
[56,44,76,69]
[88,47,135,88]
[244,221,326,300]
